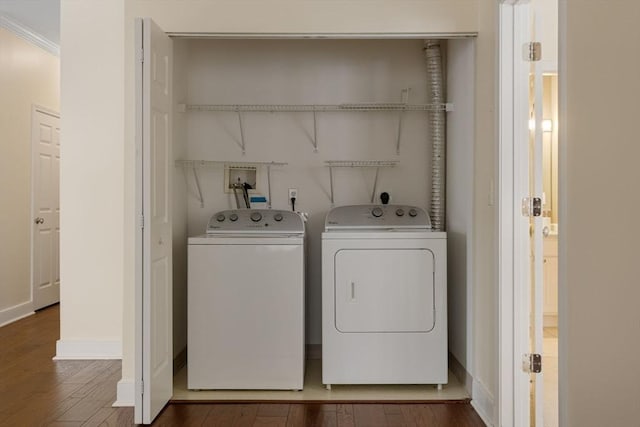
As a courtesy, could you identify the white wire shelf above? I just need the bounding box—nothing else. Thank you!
[183,103,448,112]
[177,88,453,155]
[324,160,399,168]
[176,160,287,168]
[324,160,398,205]
[176,160,287,208]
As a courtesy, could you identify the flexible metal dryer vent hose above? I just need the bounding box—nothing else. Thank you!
[425,40,446,231]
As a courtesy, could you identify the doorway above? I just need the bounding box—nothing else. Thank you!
[539,73,559,427]
[31,106,61,311]
[135,17,478,423]
[528,70,560,427]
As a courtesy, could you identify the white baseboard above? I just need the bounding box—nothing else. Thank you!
[54,339,122,360]
[113,379,135,407]
[0,301,35,327]
[471,378,495,427]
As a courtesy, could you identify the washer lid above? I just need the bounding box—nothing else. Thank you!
[207,209,305,234]
[324,204,431,231]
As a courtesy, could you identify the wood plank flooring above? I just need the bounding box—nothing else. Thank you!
[0,304,485,426]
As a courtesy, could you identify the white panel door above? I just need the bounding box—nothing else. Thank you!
[32,108,60,311]
[135,17,173,425]
[334,249,435,333]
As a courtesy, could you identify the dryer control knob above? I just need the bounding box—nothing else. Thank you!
[273,213,283,222]
[250,212,263,222]
[216,214,226,222]
[229,213,238,222]
[395,208,405,217]
[408,208,418,217]
[372,207,383,218]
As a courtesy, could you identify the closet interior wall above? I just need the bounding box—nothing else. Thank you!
[170,38,474,375]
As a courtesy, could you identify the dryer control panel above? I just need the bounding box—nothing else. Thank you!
[325,204,431,231]
[207,209,305,234]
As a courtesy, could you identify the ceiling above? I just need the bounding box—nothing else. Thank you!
[0,0,60,45]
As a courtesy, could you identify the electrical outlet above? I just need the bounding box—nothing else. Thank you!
[288,188,298,204]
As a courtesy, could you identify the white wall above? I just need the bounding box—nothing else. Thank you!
[470,0,498,421]
[58,0,125,358]
[446,38,475,382]
[0,27,59,326]
[127,0,478,35]
[561,1,640,425]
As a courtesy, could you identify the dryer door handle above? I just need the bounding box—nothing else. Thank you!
[350,281,356,302]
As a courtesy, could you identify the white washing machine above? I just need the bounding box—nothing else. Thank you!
[188,209,305,390]
[322,204,447,388]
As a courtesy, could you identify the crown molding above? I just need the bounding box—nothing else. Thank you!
[0,14,59,56]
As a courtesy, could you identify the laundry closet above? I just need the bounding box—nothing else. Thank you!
[163,35,475,399]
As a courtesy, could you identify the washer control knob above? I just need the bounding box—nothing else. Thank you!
[273,213,283,222]
[216,214,226,222]
[250,212,263,222]
[229,213,238,222]
[408,208,418,217]
[372,207,383,218]
[395,208,405,217]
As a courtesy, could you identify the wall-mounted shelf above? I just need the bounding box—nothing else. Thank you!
[178,89,453,155]
[182,103,448,112]
[324,160,399,205]
[176,160,287,208]
[176,160,287,168]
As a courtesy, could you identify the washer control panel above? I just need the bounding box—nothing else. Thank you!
[207,209,304,234]
[325,204,431,231]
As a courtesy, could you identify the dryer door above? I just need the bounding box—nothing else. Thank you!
[334,248,435,333]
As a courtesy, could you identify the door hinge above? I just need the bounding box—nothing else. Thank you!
[523,353,542,373]
[137,380,144,395]
[137,47,144,63]
[525,42,542,62]
[139,215,145,229]
[522,197,542,217]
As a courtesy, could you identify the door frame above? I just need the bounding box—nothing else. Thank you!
[134,25,481,425]
[498,0,565,426]
[497,1,534,426]
[31,104,60,310]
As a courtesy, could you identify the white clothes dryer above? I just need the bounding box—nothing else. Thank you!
[322,204,447,388]
[188,209,305,390]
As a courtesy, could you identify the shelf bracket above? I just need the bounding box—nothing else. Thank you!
[236,110,246,155]
[370,167,381,203]
[396,88,411,155]
[329,166,335,206]
[192,165,204,208]
[312,110,318,152]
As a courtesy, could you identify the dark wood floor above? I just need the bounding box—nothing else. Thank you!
[0,304,485,426]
